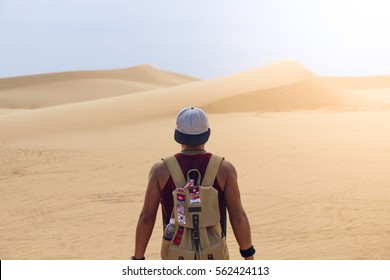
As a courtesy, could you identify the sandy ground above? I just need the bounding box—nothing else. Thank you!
[1,61,390,260]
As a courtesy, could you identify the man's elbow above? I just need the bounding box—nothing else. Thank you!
[229,213,249,227]
[138,211,156,226]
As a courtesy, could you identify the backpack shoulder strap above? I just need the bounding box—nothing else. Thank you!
[202,154,224,186]
[162,156,186,188]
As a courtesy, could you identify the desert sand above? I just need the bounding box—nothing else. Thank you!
[1,61,390,260]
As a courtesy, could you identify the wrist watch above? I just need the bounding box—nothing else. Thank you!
[131,256,145,260]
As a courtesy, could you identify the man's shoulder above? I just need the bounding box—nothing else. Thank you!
[149,159,169,177]
[214,156,237,182]
[218,157,236,171]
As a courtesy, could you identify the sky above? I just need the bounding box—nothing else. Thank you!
[1,0,390,79]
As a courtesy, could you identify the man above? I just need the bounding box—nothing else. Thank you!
[133,107,255,260]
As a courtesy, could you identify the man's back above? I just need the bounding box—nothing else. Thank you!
[152,153,237,193]
[159,152,227,235]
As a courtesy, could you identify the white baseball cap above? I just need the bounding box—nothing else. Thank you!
[174,107,211,145]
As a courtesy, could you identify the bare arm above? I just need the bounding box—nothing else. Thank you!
[222,160,254,260]
[133,162,164,259]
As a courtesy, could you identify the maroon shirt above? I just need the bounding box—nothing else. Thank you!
[161,153,227,236]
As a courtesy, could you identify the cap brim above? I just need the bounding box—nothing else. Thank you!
[174,129,210,145]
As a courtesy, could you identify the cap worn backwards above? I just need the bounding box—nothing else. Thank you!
[174,107,211,145]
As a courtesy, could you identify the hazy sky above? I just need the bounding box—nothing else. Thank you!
[1,0,390,79]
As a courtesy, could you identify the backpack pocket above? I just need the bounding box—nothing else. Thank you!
[199,226,229,260]
[166,245,195,260]
[172,186,219,228]
[160,238,170,260]
[200,239,227,260]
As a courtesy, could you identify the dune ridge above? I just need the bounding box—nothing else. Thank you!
[0,64,199,109]
[0,64,199,90]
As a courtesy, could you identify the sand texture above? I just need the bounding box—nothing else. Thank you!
[1,61,390,259]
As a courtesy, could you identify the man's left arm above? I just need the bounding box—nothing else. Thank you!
[133,163,162,259]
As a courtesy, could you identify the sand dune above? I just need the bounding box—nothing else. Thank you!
[0,64,199,109]
[0,61,377,138]
[1,61,390,260]
[325,76,390,104]
[326,76,390,89]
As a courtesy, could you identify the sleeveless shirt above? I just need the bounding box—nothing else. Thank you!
[161,153,227,236]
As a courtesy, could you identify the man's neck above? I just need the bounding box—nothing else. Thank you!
[180,145,206,155]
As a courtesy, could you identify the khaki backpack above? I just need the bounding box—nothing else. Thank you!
[161,154,229,260]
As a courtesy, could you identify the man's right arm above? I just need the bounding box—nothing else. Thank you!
[221,160,255,260]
